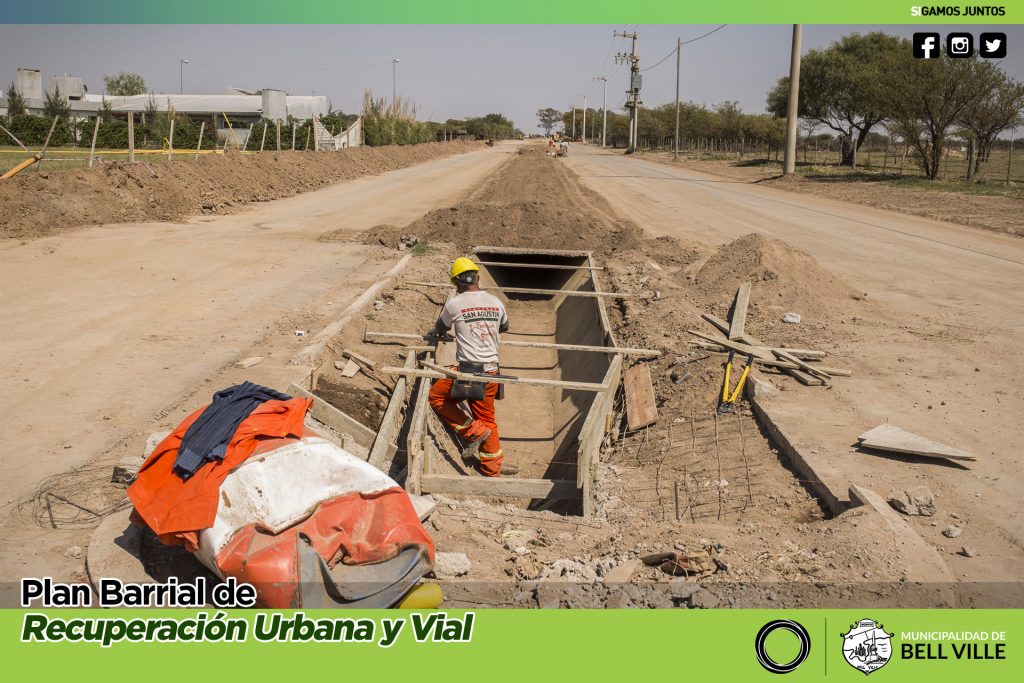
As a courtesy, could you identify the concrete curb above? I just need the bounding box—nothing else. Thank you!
[745,372,846,515]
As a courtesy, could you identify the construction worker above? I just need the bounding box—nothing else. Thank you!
[427,257,516,477]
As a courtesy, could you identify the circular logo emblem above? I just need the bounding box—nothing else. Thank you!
[755,620,811,674]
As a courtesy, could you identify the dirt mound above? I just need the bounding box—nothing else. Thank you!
[361,150,643,254]
[692,233,859,326]
[0,141,482,241]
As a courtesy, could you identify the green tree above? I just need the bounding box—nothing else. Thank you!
[5,82,27,120]
[955,70,1024,179]
[887,54,1001,180]
[103,72,147,96]
[767,32,906,167]
[536,107,562,135]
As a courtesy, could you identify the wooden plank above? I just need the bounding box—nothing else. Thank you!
[365,330,659,356]
[342,348,376,368]
[785,368,826,386]
[368,351,416,471]
[420,474,579,500]
[474,261,603,271]
[687,330,775,362]
[695,349,851,376]
[774,349,831,382]
[689,338,825,360]
[286,383,388,455]
[857,424,975,462]
[335,347,394,390]
[392,363,608,393]
[623,363,658,431]
[728,283,752,341]
[335,359,359,377]
[579,354,623,487]
[405,353,433,495]
[403,281,641,299]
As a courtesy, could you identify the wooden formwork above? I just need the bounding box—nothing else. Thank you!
[399,246,622,517]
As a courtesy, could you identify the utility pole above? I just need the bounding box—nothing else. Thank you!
[594,76,607,147]
[674,37,681,160]
[783,24,802,175]
[571,104,576,139]
[615,31,640,154]
[580,94,587,143]
[179,59,189,95]
[392,58,400,104]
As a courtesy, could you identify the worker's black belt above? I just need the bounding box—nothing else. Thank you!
[449,362,515,401]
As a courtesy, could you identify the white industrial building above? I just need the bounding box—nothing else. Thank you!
[0,67,360,148]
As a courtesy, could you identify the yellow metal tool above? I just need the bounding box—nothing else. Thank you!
[718,350,754,413]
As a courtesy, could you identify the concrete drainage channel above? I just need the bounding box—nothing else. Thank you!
[88,245,954,601]
[296,246,628,517]
[744,373,954,588]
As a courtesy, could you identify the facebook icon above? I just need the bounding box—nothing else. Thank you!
[913,32,941,58]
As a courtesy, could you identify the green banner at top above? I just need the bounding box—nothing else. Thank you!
[2,0,1021,23]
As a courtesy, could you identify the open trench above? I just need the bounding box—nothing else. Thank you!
[423,248,613,507]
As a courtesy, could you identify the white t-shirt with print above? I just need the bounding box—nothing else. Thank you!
[439,290,508,372]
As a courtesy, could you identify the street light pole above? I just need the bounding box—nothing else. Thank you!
[179,59,189,95]
[392,58,400,104]
[674,37,681,160]
[783,25,803,175]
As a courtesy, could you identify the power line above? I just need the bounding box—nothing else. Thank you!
[640,25,728,72]
[188,60,394,73]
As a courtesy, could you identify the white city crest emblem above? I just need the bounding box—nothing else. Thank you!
[841,619,893,675]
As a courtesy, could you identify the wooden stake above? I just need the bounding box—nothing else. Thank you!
[195,121,205,160]
[127,112,135,163]
[88,116,101,168]
[260,122,267,152]
[167,117,175,160]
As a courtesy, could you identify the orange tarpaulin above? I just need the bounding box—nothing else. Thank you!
[128,397,312,550]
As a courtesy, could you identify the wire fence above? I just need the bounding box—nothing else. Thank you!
[626,136,1023,184]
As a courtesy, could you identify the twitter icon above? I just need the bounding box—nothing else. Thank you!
[980,32,1007,58]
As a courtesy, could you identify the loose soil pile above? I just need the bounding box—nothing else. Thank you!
[0,141,482,240]
[359,147,643,254]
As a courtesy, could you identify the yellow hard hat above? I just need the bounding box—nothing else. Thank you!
[450,257,479,282]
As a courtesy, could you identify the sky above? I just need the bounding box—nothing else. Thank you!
[1,24,1021,131]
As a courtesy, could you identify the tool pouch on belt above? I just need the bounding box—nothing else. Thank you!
[450,361,487,401]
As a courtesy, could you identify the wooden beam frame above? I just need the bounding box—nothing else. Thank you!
[287,383,396,457]
[403,281,641,299]
[367,350,416,471]
[473,261,604,271]
[420,474,579,500]
[405,352,433,495]
[364,330,659,356]
[383,363,610,393]
[697,349,851,377]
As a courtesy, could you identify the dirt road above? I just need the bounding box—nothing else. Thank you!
[0,146,511,519]
[566,145,1024,583]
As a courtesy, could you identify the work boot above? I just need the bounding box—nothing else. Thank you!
[457,421,492,462]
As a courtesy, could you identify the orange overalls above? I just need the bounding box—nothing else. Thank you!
[428,373,503,476]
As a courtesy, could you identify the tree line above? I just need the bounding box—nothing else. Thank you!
[538,31,1023,180]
